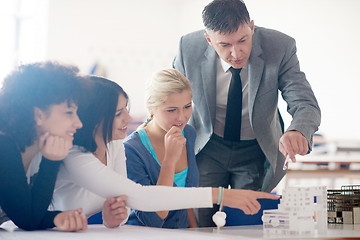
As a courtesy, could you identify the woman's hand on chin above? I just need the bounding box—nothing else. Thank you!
[39,132,72,161]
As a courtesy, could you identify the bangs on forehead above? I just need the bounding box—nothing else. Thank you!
[66,100,78,108]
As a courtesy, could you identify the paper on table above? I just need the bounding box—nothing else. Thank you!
[0,220,17,232]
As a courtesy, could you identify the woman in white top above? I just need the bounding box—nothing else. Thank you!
[49,75,279,228]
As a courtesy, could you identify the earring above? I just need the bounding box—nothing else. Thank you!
[145,114,153,124]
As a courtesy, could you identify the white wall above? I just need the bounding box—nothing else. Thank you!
[0,0,49,86]
[47,0,197,119]
[46,0,360,140]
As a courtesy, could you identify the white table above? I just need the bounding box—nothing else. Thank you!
[1,224,360,240]
[296,152,360,163]
[275,153,360,192]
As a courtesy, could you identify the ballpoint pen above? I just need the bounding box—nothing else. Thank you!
[282,155,292,170]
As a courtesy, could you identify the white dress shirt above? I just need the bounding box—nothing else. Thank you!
[214,57,255,140]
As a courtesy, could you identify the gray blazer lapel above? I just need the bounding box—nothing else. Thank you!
[201,45,217,125]
[248,34,264,119]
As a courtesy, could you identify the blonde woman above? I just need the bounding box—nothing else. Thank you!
[124,69,198,228]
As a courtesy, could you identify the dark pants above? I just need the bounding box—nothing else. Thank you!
[195,134,266,227]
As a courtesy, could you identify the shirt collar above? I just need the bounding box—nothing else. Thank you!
[220,58,232,73]
[219,57,248,73]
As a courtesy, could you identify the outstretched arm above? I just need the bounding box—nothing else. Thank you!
[212,188,280,215]
[63,142,278,215]
[62,146,213,212]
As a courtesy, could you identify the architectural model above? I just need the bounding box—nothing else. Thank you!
[262,186,327,236]
[327,185,360,224]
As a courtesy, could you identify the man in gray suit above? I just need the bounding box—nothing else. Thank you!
[173,0,321,227]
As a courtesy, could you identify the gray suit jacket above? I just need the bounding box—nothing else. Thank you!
[173,26,321,192]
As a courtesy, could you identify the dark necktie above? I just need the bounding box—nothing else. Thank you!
[224,67,242,141]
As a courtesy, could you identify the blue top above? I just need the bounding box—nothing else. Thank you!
[124,124,199,228]
[137,128,188,187]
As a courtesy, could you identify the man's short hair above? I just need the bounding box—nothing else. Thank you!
[202,0,250,34]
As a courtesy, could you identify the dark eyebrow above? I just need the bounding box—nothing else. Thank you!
[218,34,248,45]
[238,35,248,41]
[115,100,128,113]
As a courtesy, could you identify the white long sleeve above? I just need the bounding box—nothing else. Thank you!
[55,141,213,213]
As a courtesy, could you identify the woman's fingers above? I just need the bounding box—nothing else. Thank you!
[40,134,72,161]
[223,189,280,215]
[54,209,87,232]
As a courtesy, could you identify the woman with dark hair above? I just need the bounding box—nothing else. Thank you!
[0,61,87,231]
[73,76,129,153]
[51,75,278,229]
[50,76,131,228]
